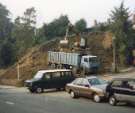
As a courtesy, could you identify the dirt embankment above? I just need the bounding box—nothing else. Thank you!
[0,32,113,86]
[0,39,60,86]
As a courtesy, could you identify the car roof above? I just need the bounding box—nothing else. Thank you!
[86,76,98,79]
[76,76,98,80]
[38,69,71,74]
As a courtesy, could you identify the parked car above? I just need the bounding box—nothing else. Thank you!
[25,69,75,93]
[106,78,135,106]
[66,76,108,102]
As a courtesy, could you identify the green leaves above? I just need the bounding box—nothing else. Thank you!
[110,2,134,66]
[41,15,69,40]
[0,3,17,67]
[75,19,87,32]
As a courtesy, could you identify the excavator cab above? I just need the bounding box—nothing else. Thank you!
[59,22,86,51]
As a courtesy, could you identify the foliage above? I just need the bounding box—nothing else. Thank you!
[0,3,12,41]
[12,7,37,55]
[75,19,87,32]
[0,3,17,67]
[0,40,17,67]
[110,2,134,66]
[40,15,69,40]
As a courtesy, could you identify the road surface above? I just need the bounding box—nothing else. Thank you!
[0,86,134,113]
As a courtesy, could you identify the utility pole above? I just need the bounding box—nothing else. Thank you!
[17,63,20,80]
[112,36,117,72]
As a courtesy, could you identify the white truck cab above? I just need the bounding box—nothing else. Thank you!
[81,55,99,73]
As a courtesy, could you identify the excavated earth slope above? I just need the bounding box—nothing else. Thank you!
[0,32,113,86]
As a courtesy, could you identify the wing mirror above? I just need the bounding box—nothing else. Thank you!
[84,84,90,88]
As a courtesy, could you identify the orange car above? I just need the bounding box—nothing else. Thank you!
[66,76,108,102]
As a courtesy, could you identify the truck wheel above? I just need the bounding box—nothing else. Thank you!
[57,64,62,69]
[93,94,101,103]
[72,67,77,75]
[109,95,117,106]
[51,64,56,69]
[82,67,86,75]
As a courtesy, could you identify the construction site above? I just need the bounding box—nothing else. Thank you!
[0,29,115,86]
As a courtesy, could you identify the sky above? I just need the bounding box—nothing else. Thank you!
[0,0,134,27]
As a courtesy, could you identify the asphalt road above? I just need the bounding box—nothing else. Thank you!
[0,86,134,113]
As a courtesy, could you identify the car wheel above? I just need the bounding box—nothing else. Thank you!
[109,95,117,106]
[29,89,35,93]
[93,94,101,103]
[36,87,43,93]
[70,91,76,98]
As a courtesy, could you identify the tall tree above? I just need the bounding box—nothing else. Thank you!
[22,7,36,27]
[12,7,37,54]
[0,3,12,41]
[0,3,16,67]
[110,2,133,67]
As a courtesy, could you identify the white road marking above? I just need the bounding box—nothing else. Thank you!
[5,101,15,105]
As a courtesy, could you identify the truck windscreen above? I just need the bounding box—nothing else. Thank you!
[89,57,98,63]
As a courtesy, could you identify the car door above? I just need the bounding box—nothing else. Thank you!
[61,71,74,87]
[72,78,84,96]
[51,72,61,88]
[126,80,135,102]
[111,80,124,101]
[111,80,131,101]
[79,78,92,97]
[42,73,52,89]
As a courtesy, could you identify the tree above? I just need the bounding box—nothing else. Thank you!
[21,7,36,47]
[40,15,69,40]
[110,2,133,67]
[0,3,17,67]
[0,3,12,41]
[21,7,36,27]
[12,7,37,54]
[0,40,17,67]
[75,19,87,32]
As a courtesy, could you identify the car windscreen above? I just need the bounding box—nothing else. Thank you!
[88,78,107,86]
[34,72,43,79]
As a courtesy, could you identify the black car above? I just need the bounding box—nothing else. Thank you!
[25,69,75,93]
[106,78,135,106]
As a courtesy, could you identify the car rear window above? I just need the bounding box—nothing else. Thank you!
[72,78,83,85]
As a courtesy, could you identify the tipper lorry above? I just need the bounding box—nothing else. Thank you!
[48,51,100,74]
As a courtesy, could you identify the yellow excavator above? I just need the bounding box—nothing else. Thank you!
[59,23,86,51]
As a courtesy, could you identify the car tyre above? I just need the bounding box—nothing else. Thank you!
[109,95,117,106]
[70,91,76,98]
[29,89,35,93]
[93,94,101,103]
[36,87,43,93]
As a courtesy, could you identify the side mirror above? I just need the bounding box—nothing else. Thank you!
[84,84,90,88]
